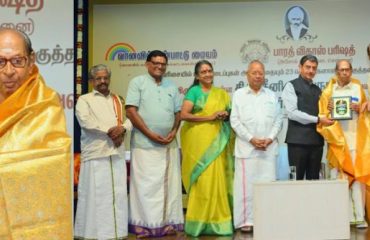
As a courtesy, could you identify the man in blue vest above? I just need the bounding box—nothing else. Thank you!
[281,55,334,180]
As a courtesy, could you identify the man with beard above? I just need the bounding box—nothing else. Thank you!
[285,6,309,40]
[75,64,132,239]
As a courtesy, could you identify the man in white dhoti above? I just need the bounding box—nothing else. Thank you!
[125,50,184,238]
[230,60,283,233]
[318,60,369,229]
[74,64,131,239]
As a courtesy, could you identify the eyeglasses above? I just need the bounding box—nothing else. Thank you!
[0,56,28,69]
[150,61,167,67]
[94,76,109,81]
[337,68,351,73]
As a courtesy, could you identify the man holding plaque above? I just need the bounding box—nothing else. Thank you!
[317,59,370,229]
[281,55,333,180]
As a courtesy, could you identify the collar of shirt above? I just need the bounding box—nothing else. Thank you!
[334,81,352,90]
[146,73,164,86]
[92,89,112,98]
[245,85,266,95]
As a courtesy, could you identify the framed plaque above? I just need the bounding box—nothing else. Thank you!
[331,96,352,120]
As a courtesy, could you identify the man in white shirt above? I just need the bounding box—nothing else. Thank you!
[74,64,131,239]
[317,59,369,229]
[230,60,283,233]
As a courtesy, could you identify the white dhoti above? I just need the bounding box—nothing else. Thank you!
[233,156,276,228]
[128,147,184,238]
[74,155,128,239]
[330,150,366,224]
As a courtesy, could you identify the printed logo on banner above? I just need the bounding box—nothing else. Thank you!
[277,6,317,43]
[105,43,136,60]
[240,39,270,64]
[104,42,218,66]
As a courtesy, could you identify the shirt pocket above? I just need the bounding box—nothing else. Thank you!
[164,91,175,113]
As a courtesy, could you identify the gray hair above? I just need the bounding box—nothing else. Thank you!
[335,59,352,70]
[88,64,112,80]
[247,59,265,72]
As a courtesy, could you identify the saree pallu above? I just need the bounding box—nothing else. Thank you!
[181,87,234,237]
[0,66,72,239]
[317,77,370,186]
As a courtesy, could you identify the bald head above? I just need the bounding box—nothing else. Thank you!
[335,59,352,71]
[0,28,33,55]
[0,28,36,101]
[335,59,352,86]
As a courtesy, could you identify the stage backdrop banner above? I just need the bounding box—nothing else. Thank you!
[1,0,74,136]
[92,0,370,143]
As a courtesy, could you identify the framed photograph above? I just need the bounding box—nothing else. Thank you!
[331,96,352,120]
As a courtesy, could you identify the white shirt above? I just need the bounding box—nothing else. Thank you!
[332,81,361,150]
[281,81,319,124]
[76,90,132,161]
[230,86,282,158]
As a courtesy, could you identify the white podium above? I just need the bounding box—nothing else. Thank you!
[253,180,349,240]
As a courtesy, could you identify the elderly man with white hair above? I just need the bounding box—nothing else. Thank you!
[286,6,309,40]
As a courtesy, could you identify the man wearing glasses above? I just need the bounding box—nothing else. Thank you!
[317,59,369,229]
[125,50,184,238]
[0,28,71,238]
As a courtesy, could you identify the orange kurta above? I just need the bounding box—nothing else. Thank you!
[317,77,370,186]
[0,66,72,239]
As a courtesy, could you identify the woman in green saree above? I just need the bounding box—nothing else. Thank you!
[180,60,234,237]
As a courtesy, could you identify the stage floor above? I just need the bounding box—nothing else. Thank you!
[126,227,369,240]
